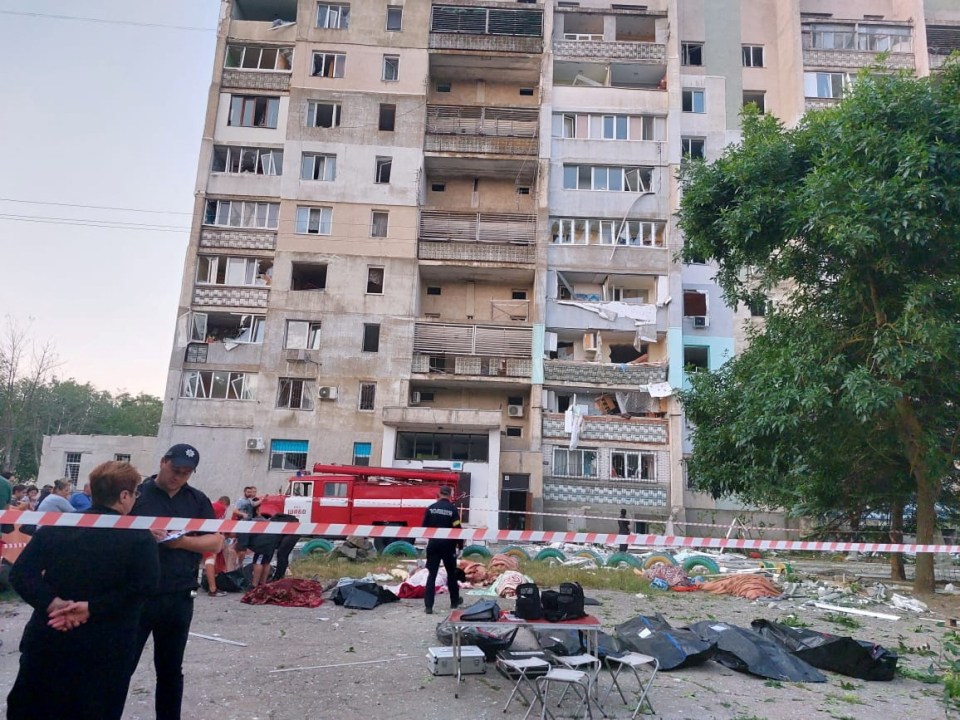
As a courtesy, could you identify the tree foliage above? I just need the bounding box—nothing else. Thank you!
[677,63,960,592]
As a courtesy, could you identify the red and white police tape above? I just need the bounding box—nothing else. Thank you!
[2,510,959,554]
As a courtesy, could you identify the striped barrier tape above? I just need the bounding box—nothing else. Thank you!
[2,510,958,554]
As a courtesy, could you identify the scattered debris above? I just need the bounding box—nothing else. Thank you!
[269,655,412,674]
[809,602,900,622]
[188,632,247,647]
[700,575,781,600]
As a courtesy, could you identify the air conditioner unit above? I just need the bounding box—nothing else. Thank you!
[583,332,598,352]
[286,348,310,362]
[410,391,422,405]
[318,386,338,400]
[507,404,525,418]
[692,316,710,329]
[246,437,265,452]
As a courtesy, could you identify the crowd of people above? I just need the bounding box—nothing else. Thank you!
[0,444,301,720]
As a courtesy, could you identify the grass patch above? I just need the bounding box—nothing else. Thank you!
[779,614,810,628]
[897,666,942,684]
[763,680,783,689]
[823,612,863,630]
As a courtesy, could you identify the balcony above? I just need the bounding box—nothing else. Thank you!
[382,406,503,431]
[543,478,668,509]
[805,97,841,112]
[192,286,270,309]
[425,105,539,156]
[420,241,535,264]
[412,321,532,381]
[802,47,914,70]
[543,360,666,388]
[429,5,543,55]
[418,210,536,263]
[412,353,532,381]
[554,39,665,64]
[184,341,264,367]
[221,69,291,93]
[546,299,667,335]
[548,243,669,275]
[542,412,668,444]
[200,228,277,252]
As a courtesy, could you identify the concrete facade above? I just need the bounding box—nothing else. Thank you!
[38,435,158,488]
[157,0,959,537]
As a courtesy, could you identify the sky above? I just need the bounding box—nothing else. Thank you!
[0,1,221,397]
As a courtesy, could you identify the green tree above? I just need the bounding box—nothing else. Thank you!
[678,63,960,593]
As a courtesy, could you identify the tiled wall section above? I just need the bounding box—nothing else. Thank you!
[543,361,667,386]
[543,481,668,507]
[200,229,277,251]
[542,416,668,444]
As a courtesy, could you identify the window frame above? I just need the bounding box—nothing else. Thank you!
[224,44,293,72]
[203,200,280,229]
[742,45,764,67]
[312,52,346,79]
[301,152,337,181]
[382,54,400,82]
[353,442,372,465]
[212,145,283,176]
[277,377,315,410]
[306,101,342,128]
[366,266,384,295]
[370,210,389,238]
[681,137,705,160]
[284,320,323,350]
[552,447,599,478]
[385,6,403,31]
[374,156,393,184]
[227,95,280,129]
[295,206,333,235]
[358,381,377,411]
[682,88,706,114]
[269,440,308,471]
[378,103,396,131]
[64,453,82,483]
[362,323,381,353]
[180,370,258,401]
[610,449,656,482]
[316,3,350,29]
[743,91,766,114]
[681,42,703,66]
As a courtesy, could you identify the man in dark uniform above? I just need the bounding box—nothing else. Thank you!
[7,460,160,720]
[422,485,463,615]
[618,508,631,552]
[130,444,223,720]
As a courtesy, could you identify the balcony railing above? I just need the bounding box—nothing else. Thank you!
[553,39,666,63]
[427,105,538,137]
[431,5,543,38]
[200,228,276,251]
[412,322,532,376]
[543,360,667,387]
[412,353,532,379]
[192,286,270,308]
[221,69,291,92]
[802,47,915,69]
[420,211,536,245]
[542,412,668,444]
[424,135,539,155]
[419,241,535,264]
[543,479,668,508]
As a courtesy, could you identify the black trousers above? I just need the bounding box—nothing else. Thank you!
[272,534,300,581]
[132,591,195,720]
[424,542,460,610]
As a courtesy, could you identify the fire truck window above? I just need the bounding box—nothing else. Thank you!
[324,482,348,497]
[292,482,312,497]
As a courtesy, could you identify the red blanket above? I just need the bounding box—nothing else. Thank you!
[241,578,326,607]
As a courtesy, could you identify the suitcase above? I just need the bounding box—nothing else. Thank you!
[426,645,486,676]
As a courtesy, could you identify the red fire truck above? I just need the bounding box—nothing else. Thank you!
[258,464,470,533]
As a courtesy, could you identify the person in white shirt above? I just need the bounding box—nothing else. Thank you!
[36,479,77,513]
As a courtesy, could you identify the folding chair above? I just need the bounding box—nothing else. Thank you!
[536,667,598,720]
[602,652,659,718]
[499,656,552,719]
[554,653,604,713]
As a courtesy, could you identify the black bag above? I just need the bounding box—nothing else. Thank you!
[515,583,543,620]
[201,568,247,593]
[543,582,586,622]
[436,621,519,660]
[460,600,501,621]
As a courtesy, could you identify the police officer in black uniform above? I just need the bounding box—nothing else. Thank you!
[422,485,463,615]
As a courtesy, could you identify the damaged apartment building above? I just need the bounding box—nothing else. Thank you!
[157,0,960,535]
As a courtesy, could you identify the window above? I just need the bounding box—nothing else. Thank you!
[185,344,208,363]
[316,3,350,29]
[681,42,703,66]
[681,137,705,160]
[362,324,380,352]
[857,24,912,52]
[683,290,708,316]
[203,200,280,229]
[114,453,132,463]
[431,183,446,192]
[382,55,399,81]
[561,165,653,193]
[742,45,764,67]
[803,71,852,99]
[519,88,534,96]
[552,448,598,477]
[436,83,451,93]
[426,286,441,296]
[371,211,389,237]
[64,453,82,483]
[804,23,912,53]
[358,382,376,411]
[295,206,333,235]
[374,157,392,184]
[228,95,280,128]
[277,378,315,410]
[312,52,346,78]
[366,266,384,294]
[285,320,322,349]
[307,102,342,128]
[511,290,527,301]
[324,482,348,497]
[611,450,656,481]
[743,91,765,113]
[386,6,403,31]
[683,346,709,372]
[212,146,283,176]
[190,312,266,343]
[270,439,308,471]
[225,45,292,71]
[395,432,489,462]
[505,427,522,438]
[517,186,530,195]
[747,295,768,317]
[195,257,272,287]
[600,114,629,140]
[682,89,705,113]
[378,103,396,131]
[290,263,328,291]
[301,153,336,181]
[181,370,258,400]
[353,442,372,466]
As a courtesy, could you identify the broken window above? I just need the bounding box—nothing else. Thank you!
[614,220,664,247]
[180,370,258,400]
[290,263,328,291]
[212,146,283,175]
[301,153,336,181]
[358,382,376,411]
[203,200,279,229]
[611,450,656,481]
[561,166,652,193]
[552,448,598,477]
[312,52,346,78]
[386,6,403,31]
[195,257,273,287]
[270,439,308,471]
[681,137,705,160]
[362,324,380,352]
[378,103,396,131]
[682,89,705,113]
[285,320,322,349]
[681,42,703,66]
[742,45,764,67]
[317,3,350,29]
[370,211,389,237]
[366,266,384,294]
[277,378,315,410]
[683,290,708,316]
[374,157,392,184]
[382,55,400,81]
[307,101,342,128]
[683,346,709,372]
[191,312,265,343]
[743,91,765,114]
[224,45,293,71]
[353,442,372,466]
[228,95,280,128]
[295,206,333,235]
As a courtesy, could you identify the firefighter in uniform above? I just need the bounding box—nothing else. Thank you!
[422,485,463,614]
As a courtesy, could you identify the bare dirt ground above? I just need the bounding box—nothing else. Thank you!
[1,567,958,720]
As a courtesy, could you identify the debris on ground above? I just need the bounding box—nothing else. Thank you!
[700,575,782,600]
[241,578,327,607]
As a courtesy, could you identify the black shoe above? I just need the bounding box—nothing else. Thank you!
[452,598,464,609]
[424,607,433,615]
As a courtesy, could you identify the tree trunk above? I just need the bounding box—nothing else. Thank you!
[889,498,906,581]
[897,399,940,594]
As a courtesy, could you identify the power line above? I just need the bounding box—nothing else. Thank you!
[0,198,194,216]
[0,214,189,233]
[0,10,214,32]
